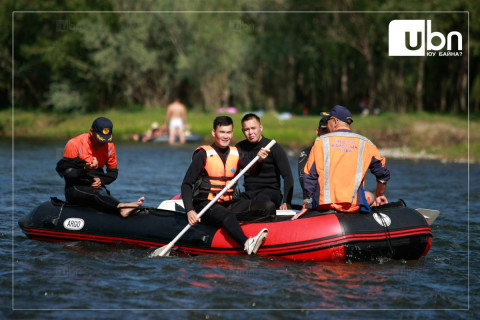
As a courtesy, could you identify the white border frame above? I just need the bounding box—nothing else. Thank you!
[11,10,470,313]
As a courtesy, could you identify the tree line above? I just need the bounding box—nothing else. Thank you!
[2,0,478,114]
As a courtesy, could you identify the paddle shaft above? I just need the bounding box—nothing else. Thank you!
[154,139,276,256]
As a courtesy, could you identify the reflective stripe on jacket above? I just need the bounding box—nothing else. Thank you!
[195,145,239,202]
[304,130,387,213]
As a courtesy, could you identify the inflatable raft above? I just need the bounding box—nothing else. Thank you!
[18,198,435,262]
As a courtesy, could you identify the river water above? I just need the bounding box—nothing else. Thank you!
[1,138,478,319]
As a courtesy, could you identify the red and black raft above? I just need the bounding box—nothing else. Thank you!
[18,198,432,262]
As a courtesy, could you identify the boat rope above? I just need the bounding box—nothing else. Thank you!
[49,197,66,226]
[54,202,65,226]
[372,207,394,259]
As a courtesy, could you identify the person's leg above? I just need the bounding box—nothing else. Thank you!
[66,186,144,217]
[66,186,120,213]
[249,200,276,220]
[229,198,271,254]
[250,189,283,209]
[172,128,183,144]
[118,197,145,218]
[177,127,185,144]
[168,127,175,145]
[229,198,276,222]
[199,203,248,246]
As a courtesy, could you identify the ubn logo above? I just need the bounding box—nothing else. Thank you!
[389,20,462,56]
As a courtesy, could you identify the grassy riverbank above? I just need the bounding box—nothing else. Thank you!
[2,108,477,163]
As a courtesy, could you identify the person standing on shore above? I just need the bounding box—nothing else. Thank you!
[236,113,294,210]
[56,117,144,218]
[293,105,390,220]
[164,99,188,145]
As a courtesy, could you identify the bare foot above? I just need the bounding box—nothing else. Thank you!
[118,197,145,218]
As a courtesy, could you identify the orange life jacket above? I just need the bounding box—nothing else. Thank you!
[305,130,386,212]
[64,133,117,168]
[194,145,239,202]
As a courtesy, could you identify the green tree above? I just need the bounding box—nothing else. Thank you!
[2,0,477,115]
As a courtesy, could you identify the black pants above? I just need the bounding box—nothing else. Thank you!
[65,186,120,213]
[239,189,283,208]
[194,198,275,246]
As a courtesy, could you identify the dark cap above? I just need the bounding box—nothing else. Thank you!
[319,113,329,131]
[325,105,353,124]
[91,117,113,143]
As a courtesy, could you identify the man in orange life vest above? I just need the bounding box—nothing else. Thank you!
[181,116,274,255]
[292,105,390,220]
[56,117,144,218]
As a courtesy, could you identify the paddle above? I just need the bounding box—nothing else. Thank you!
[416,208,440,225]
[151,139,277,257]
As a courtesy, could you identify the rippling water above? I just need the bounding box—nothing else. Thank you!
[2,138,478,319]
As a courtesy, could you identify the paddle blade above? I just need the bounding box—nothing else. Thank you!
[416,208,440,225]
[150,244,172,257]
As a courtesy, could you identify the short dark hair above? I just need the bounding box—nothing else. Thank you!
[213,116,233,129]
[241,113,261,124]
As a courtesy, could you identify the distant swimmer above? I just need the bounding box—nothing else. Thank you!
[164,99,187,145]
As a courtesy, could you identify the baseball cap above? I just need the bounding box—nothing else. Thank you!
[318,113,329,130]
[325,105,353,124]
[91,117,113,143]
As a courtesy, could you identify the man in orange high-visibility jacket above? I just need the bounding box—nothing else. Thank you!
[292,105,390,220]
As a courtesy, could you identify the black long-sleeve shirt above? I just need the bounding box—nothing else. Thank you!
[235,137,294,205]
[181,144,233,213]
